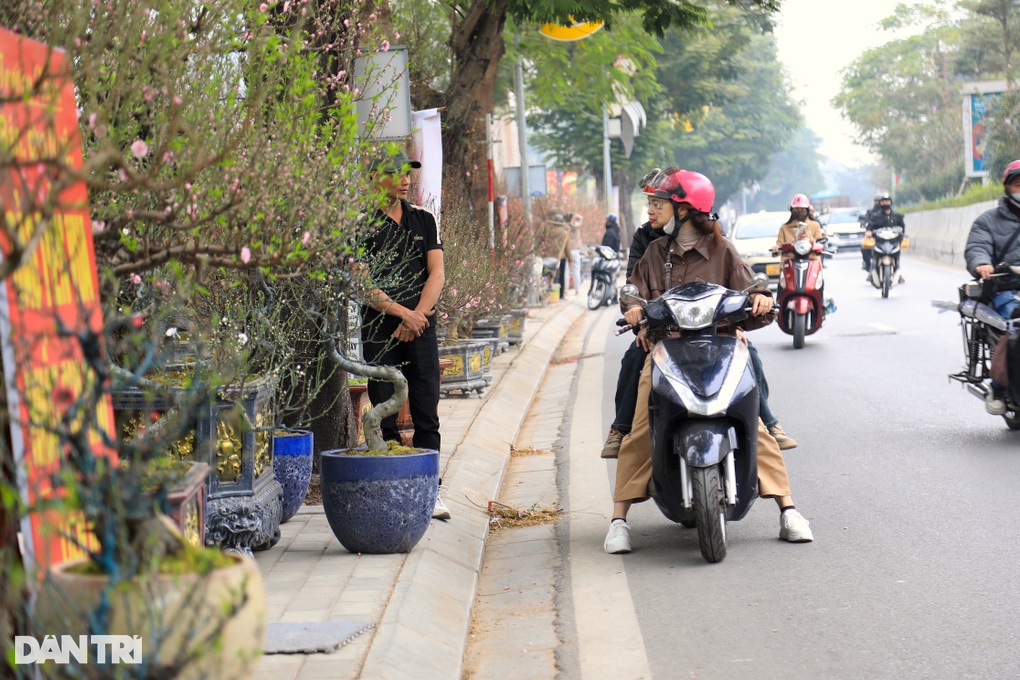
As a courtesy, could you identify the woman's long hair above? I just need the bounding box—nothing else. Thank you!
[674,204,722,250]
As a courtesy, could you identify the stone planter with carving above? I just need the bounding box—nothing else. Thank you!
[112,374,283,557]
[438,339,490,396]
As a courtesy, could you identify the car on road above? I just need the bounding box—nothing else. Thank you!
[819,207,867,252]
[729,211,788,285]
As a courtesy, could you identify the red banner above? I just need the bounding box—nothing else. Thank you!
[0,27,116,570]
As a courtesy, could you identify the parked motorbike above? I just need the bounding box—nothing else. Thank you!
[933,264,1020,430]
[864,226,908,298]
[616,276,771,563]
[587,244,621,310]
[773,236,835,349]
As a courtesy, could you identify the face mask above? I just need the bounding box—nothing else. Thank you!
[662,216,676,235]
[1010,192,1020,202]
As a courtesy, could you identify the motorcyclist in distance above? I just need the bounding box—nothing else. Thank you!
[964,159,1020,415]
[863,193,906,281]
[774,193,824,260]
[860,193,883,271]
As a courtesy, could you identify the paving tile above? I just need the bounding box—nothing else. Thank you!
[252,652,304,680]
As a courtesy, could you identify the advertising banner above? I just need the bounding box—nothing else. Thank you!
[0,27,116,569]
[962,81,1006,178]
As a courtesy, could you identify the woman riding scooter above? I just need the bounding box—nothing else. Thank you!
[604,169,814,554]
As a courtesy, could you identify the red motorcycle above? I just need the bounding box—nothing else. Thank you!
[774,237,834,349]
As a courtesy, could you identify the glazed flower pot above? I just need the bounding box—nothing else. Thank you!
[35,552,266,679]
[319,448,439,554]
[273,430,314,523]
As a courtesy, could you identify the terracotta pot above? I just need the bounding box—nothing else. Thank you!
[35,552,266,679]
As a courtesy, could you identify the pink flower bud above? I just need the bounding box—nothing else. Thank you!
[241,246,252,264]
[130,139,148,158]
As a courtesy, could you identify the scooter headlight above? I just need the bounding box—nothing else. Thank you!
[793,239,812,256]
[666,294,723,329]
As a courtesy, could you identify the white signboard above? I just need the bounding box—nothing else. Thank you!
[961,80,1006,178]
[355,46,412,141]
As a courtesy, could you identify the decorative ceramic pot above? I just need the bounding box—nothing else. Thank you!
[507,308,528,345]
[36,553,266,679]
[319,448,439,554]
[273,430,314,523]
[438,340,490,396]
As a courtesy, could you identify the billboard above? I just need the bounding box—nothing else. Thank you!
[962,81,1006,178]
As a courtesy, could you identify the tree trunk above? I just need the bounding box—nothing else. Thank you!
[443,0,511,232]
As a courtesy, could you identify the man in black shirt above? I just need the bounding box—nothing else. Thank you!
[360,149,449,517]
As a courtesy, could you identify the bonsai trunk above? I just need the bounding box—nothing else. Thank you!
[328,341,406,452]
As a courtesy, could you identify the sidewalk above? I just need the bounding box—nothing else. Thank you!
[254,293,588,680]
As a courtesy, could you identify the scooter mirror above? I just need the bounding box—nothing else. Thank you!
[1010,265,1020,276]
[742,273,770,293]
[619,284,645,308]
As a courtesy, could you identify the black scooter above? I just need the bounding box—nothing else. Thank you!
[866,226,906,298]
[617,276,770,563]
[587,244,621,310]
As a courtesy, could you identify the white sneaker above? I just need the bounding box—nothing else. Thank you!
[604,519,632,554]
[432,493,451,520]
[780,509,813,543]
[986,391,1007,416]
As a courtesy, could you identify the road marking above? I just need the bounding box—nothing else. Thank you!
[568,311,653,680]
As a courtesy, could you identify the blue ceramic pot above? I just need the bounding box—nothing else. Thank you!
[319,449,439,554]
[273,430,314,523]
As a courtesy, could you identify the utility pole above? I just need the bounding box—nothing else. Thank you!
[485,112,494,248]
[514,57,531,224]
[603,105,612,212]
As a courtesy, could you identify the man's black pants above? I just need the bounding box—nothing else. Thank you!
[362,326,441,452]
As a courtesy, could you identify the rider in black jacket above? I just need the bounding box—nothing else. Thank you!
[862,193,906,273]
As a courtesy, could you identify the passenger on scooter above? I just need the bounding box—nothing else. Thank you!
[604,169,814,554]
[964,159,1020,415]
[601,168,798,456]
[863,194,906,280]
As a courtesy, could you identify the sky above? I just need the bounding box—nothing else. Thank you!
[772,0,921,169]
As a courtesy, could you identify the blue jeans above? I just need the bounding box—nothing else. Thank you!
[992,290,1019,320]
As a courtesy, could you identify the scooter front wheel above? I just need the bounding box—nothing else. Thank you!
[692,466,727,563]
[792,313,806,350]
[587,280,607,310]
[1004,409,1020,431]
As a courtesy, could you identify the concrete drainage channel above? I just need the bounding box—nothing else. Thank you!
[462,314,591,679]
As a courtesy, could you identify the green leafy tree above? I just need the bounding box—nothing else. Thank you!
[391,0,780,228]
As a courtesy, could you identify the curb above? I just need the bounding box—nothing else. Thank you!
[358,299,587,679]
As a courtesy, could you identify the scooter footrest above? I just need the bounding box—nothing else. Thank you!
[949,371,982,384]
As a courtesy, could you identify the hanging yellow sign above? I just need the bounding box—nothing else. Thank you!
[539,19,604,42]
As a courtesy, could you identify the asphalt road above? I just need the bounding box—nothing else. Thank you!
[562,252,1020,680]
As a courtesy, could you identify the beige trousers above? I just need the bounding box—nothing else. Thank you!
[614,354,792,503]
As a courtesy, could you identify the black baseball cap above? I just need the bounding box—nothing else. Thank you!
[370,149,422,173]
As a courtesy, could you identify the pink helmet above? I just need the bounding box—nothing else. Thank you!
[790,193,811,209]
[1003,160,1020,184]
[649,169,715,213]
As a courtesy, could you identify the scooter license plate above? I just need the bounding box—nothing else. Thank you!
[766,264,780,276]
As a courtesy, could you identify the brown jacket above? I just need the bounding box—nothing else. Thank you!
[629,232,775,331]
[544,220,570,260]
[776,219,824,260]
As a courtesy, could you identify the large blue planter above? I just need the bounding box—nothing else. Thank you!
[273,430,314,523]
[319,449,439,554]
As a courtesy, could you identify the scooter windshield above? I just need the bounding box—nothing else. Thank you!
[657,336,736,399]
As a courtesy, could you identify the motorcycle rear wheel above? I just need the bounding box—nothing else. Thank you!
[1004,410,1020,431]
[692,466,727,563]
[881,264,891,298]
[587,280,607,310]
[793,313,806,350]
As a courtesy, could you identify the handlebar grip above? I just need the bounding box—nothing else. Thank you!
[615,318,629,327]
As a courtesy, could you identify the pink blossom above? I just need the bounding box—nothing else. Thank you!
[302,231,311,246]
[259,3,268,11]
[394,31,400,40]
[449,288,458,296]
[130,139,148,158]
[240,247,252,264]
[381,40,390,51]
[87,113,97,129]
[130,273,142,284]
[92,220,106,234]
